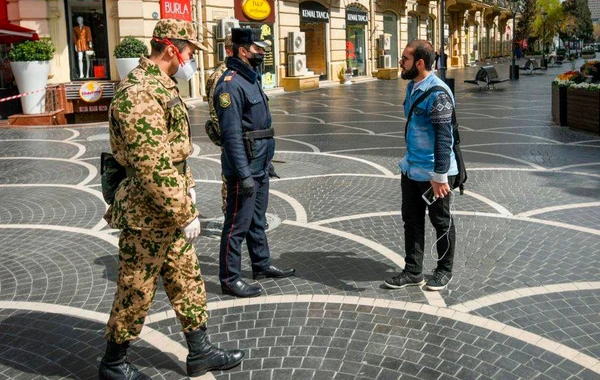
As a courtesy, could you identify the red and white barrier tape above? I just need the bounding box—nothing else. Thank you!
[0,87,48,103]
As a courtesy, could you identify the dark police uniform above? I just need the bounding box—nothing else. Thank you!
[213,53,275,289]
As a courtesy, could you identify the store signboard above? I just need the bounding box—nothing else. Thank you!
[300,1,330,23]
[79,81,103,103]
[235,0,275,23]
[160,0,192,21]
[346,9,368,24]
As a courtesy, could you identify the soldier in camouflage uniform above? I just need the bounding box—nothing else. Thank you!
[99,19,244,380]
[206,34,233,215]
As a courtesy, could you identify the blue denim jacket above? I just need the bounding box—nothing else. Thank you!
[399,73,458,182]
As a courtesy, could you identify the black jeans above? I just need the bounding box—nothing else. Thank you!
[401,174,456,274]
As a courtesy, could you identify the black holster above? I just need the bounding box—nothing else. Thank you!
[242,128,274,160]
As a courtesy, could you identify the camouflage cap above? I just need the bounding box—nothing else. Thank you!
[153,18,206,51]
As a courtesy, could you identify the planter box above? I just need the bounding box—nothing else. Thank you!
[551,84,568,126]
[567,87,600,134]
[281,75,319,92]
[376,68,399,80]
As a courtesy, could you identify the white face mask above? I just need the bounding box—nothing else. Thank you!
[173,59,197,81]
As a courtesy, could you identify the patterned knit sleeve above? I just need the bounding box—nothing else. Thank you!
[430,92,454,175]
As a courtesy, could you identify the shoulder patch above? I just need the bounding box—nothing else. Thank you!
[224,75,233,82]
[219,93,231,108]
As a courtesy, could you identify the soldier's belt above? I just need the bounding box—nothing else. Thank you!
[243,128,274,140]
[125,161,187,178]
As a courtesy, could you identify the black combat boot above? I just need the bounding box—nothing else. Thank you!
[98,340,150,380]
[185,328,244,376]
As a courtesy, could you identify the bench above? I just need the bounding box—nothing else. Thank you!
[464,65,510,90]
[519,59,546,74]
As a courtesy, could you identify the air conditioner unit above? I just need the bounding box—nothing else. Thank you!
[216,42,226,63]
[287,54,306,77]
[379,34,391,51]
[216,18,239,40]
[379,55,392,68]
[287,31,305,53]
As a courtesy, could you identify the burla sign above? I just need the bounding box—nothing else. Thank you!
[160,0,192,21]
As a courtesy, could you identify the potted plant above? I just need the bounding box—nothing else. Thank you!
[337,65,352,85]
[8,38,55,115]
[114,36,148,79]
[552,70,577,126]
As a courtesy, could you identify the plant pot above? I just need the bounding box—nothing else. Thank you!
[10,60,50,115]
[341,73,352,85]
[551,84,568,126]
[567,87,600,134]
[115,58,140,79]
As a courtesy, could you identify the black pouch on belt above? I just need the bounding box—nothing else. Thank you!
[243,128,274,160]
[100,152,126,205]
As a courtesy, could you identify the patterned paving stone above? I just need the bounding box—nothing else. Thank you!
[0,159,92,185]
[0,229,116,312]
[473,291,600,359]
[0,310,185,379]
[533,207,600,230]
[271,152,386,178]
[0,140,80,158]
[0,186,105,228]
[148,302,594,380]
[270,176,400,223]
[465,170,600,215]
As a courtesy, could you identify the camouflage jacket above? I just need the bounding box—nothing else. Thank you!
[104,56,198,231]
[206,61,228,126]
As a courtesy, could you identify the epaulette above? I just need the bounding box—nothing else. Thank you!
[224,71,238,82]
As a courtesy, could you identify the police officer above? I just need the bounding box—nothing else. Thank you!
[214,28,295,298]
[99,19,243,379]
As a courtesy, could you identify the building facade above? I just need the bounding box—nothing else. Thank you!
[4,0,514,104]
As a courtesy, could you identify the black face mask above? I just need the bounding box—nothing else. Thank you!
[247,52,265,68]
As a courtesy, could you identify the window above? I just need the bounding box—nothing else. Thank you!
[64,0,110,81]
[408,13,419,43]
[427,16,435,46]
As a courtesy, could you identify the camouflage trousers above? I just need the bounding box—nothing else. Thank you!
[105,228,208,344]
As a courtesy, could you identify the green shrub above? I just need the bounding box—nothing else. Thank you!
[8,38,55,61]
[114,36,148,58]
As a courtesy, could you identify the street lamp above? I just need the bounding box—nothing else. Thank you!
[542,9,548,68]
[509,0,520,80]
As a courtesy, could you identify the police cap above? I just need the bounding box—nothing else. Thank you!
[231,28,270,49]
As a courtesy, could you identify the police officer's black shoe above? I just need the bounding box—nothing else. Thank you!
[253,265,296,279]
[221,279,262,298]
[98,340,150,380]
[185,328,244,376]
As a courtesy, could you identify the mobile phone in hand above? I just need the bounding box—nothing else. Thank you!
[422,187,437,205]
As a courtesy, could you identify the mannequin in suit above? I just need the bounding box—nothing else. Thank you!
[73,16,93,78]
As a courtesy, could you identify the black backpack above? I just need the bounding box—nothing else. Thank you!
[405,85,467,194]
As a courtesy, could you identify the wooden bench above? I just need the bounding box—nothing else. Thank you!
[519,59,546,74]
[464,65,510,90]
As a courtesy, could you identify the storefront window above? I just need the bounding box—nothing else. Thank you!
[473,23,479,52]
[427,16,435,46]
[300,1,329,80]
[239,23,277,89]
[64,0,109,81]
[383,12,398,68]
[346,6,368,76]
[408,13,419,43]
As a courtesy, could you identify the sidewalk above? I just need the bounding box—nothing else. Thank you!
[0,60,599,380]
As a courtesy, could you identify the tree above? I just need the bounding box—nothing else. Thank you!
[532,0,564,51]
[515,0,536,42]
[561,0,593,41]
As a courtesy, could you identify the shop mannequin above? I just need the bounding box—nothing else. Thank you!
[73,16,93,78]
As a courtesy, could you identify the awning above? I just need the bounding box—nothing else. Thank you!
[0,22,39,44]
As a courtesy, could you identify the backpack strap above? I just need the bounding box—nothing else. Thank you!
[404,85,453,139]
